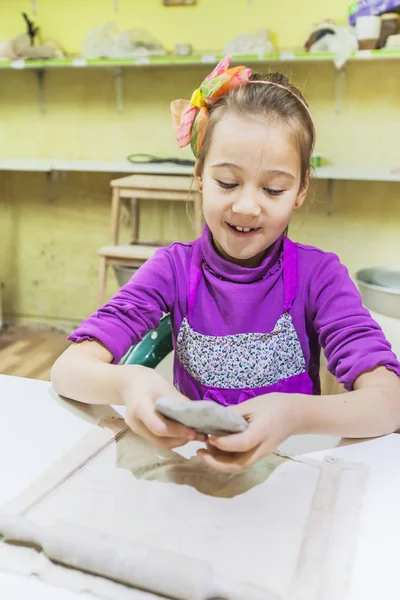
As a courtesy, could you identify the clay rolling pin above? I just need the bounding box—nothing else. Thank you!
[0,514,279,600]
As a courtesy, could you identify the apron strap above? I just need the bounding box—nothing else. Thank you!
[187,240,203,323]
[283,236,299,312]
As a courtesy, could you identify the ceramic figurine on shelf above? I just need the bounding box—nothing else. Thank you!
[0,12,64,61]
[304,19,358,68]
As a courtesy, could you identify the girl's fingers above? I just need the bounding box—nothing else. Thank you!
[127,417,190,450]
[137,401,197,440]
[207,424,262,453]
[197,443,264,473]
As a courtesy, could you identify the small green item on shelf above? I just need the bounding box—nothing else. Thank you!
[310,154,323,167]
[349,1,359,21]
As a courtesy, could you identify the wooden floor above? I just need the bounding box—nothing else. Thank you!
[0,325,70,381]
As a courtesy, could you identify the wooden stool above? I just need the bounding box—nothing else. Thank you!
[97,174,202,306]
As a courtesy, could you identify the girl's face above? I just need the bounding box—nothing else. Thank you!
[197,113,307,267]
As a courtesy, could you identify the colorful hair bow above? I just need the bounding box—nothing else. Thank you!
[171,56,252,158]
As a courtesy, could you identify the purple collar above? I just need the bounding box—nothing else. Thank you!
[199,225,284,284]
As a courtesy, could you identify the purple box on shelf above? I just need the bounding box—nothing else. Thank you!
[349,0,400,25]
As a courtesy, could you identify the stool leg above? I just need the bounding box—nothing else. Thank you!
[97,257,108,308]
[130,197,140,243]
[110,188,121,245]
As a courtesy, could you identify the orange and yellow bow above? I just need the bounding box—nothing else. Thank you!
[171,56,252,158]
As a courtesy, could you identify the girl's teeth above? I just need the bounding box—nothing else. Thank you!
[234,226,251,232]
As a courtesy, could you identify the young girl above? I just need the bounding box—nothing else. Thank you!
[52,57,400,473]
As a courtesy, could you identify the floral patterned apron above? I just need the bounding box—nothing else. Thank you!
[174,237,313,406]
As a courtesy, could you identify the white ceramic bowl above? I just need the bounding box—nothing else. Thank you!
[356,267,400,319]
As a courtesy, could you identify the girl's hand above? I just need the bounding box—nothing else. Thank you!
[120,365,206,449]
[197,394,300,473]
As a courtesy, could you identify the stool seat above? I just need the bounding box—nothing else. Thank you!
[97,244,162,261]
[111,174,194,191]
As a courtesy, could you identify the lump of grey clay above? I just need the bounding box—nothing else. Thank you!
[155,397,249,436]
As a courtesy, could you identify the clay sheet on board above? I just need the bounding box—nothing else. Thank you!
[0,427,368,600]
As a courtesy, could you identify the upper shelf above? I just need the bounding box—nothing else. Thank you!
[0,49,400,70]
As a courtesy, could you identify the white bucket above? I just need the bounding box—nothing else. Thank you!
[355,15,382,41]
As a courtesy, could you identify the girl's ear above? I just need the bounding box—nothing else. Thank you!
[294,188,306,210]
[294,173,309,210]
[194,165,203,192]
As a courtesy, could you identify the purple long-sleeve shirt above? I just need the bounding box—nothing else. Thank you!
[69,227,400,391]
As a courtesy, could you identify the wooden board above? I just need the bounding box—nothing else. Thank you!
[0,424,367,600]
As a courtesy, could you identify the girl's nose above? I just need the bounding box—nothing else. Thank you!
[231,191,261,218]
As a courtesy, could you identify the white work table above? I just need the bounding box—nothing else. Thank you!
[0,375,100,599]
[0,373,399,599]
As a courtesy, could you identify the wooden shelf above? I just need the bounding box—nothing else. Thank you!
[312,166,400,183]
[0,49,399,71]
[2,49,396,114]
[0,158,398,183]
[0,158,193,175]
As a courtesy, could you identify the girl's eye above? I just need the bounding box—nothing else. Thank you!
[265,189,285,197]
[217,180,238,190]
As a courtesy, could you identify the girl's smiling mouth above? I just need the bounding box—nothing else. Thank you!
[227,222,261,234]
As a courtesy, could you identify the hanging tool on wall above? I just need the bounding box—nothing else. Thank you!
[127,153,195,167]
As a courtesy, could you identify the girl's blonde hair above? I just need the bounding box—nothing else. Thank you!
[195,72,315,192]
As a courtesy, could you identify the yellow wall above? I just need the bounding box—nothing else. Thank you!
[0,0,348,54]
[0,1,399,329]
